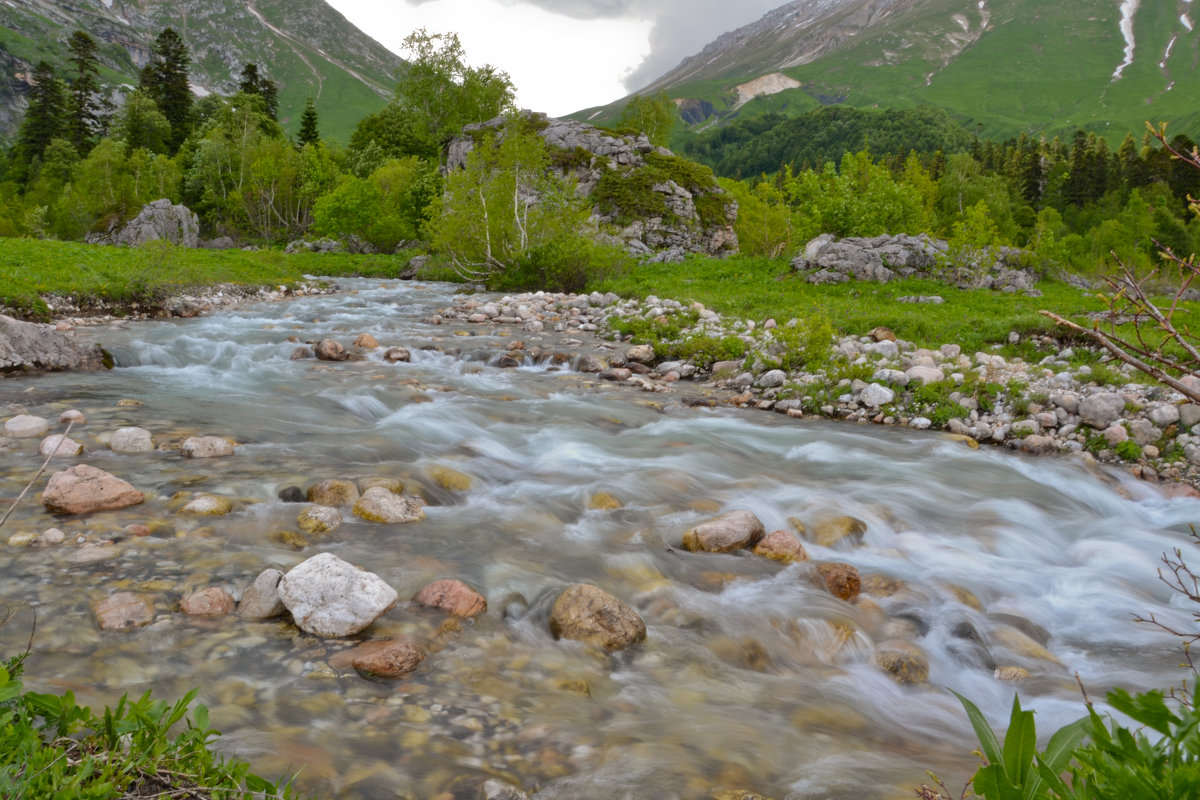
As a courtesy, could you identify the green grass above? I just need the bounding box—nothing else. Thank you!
[591,254,1110,354]
[0,238,408,319]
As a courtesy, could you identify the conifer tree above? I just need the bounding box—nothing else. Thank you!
[298,97,320,146]
[238,62,278,120]
[11,61,67,184]
[66,30,105,154]
[140,28,193,153]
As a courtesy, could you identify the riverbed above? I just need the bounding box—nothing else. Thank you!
[1,278,1197,799]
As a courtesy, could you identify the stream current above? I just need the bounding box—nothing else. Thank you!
[1,278,1198,799]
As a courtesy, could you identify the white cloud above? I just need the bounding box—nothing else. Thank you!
[328,0,652,116]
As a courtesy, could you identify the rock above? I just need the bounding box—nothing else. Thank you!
[682,509,765,553]
[307,479,360,507]
[0,315,107,374]
[860,383,895,408]
[180,493,234,516]
[414,579,487,618]
[752,529,808,563]
[4,414,49,438]
[277,553,399,638]
[816,563,861,602]
[290,346,313,360]
[179,587,235,617]
[870,326,897,342]
[427,465,472,491]
[353,487,426,523]
[1079,392,1125,429]
[43,464,144,514]
[297,505,343,535]
[40,434,83,457]
[480,779,531,800]
[994,666,1031,682]
[181,436,234,458]
[347,639,425,679]
[873,640,930,686]
[588,492,623,510]
[549,583,646,651]
[111,199,200,247]
[110,426,154,453]
[383,346,411,363]
[277,485,306,503]
[1148,404,1180,427]
[59,410,86,425]
[1017,435,1058,454]
[354,333,379,349]
[94,592,155,631]
[314,339,347,361]
[811,516,867,548]
[905,365,945,385]
[238,569,287,619]
[625,344,655,363]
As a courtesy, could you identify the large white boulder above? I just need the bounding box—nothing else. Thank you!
[277,553,397,637]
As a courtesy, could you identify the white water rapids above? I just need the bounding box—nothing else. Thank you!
[1,279,1197,799]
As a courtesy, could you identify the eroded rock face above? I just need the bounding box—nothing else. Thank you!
[278,553,398,637]
[682,510,765,553]
[414,579,487,618]
[0,315,108,374]
[549,583,646,651]
[43,464,144,514]
[107,199,200,247]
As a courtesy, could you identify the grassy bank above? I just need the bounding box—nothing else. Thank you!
[592,255,1113,356]
[0,238,410,320]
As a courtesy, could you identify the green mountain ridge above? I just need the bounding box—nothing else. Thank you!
[0,0,403,144]
[580,0,1200,144]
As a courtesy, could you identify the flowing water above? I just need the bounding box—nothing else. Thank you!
[1,278,1198,799]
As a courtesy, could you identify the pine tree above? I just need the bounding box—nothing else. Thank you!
[66,30,105,154]
[238,62,278,120]
[11,61,67,184]
[140,28,193,153]
[298,97,320,146]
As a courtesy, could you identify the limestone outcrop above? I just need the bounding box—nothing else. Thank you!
[447,112,739,259]
[87,199,200,248]
[0,315,108,374]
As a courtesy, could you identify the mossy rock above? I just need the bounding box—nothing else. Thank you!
[426,465,472,492]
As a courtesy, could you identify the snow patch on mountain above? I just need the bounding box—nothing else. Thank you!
[1112,0,1141,81]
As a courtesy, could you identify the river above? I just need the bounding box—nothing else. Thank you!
[1,278,1196,799]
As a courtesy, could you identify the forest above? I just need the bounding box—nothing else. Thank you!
[3,26,1200,292]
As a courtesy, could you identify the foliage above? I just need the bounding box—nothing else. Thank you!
[297,97,320,146]
[138,28,193,154]
[593,150,730,229]
[238,63,279,121]
[718,177,795,257]
[351,29,514,162]
[616,91,676,147]
[784,150,925,239]
[312,156,440,251]
[429,125,610,289]
[65,30,105,155]
[0,649,298,797]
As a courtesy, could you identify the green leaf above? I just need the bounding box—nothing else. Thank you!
[1001,694,1037,786]
[1106,688,1179,737]
[953,690,1005,767]
[1039,715,1090,775]
[973,763,1024,800]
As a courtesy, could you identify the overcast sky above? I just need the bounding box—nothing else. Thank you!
[327,0,785,116]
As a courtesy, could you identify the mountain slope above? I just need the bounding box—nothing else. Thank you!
[585,0,1200,142]
[0,0,402,144]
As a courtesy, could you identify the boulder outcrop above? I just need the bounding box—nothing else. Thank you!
[88,199,200,248]
[1,315,108,374]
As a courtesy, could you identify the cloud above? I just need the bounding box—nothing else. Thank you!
[400,0,785,93]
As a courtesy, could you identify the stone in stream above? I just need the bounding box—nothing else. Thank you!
[414,579,487,618]
[624,344,655,364]
[314,339,347,361]
[238,568,287,619]
[179,493,234,516]
[109,426,154,453]
[179,587,236,617]
[682,510,765,554]
[277,485,305,503]
[816,562,861,602]
[383,346,411,363]
[43,464,144,514]
[4,414,49,438]
[810,516,867,549]
[306,478,360,507]
[753,529,808,563]
[873,640,930,686]
[352,487,425,523]
[549,583,646,651]
[278,553,398,637]
[354,333,379,349]
[343,638,425,679]
[94,592,155,631]
[297,505,343,535]
[426,465,472,491]
[40,434,83,457]
[181,436,234,458]
[59,410,86,425]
